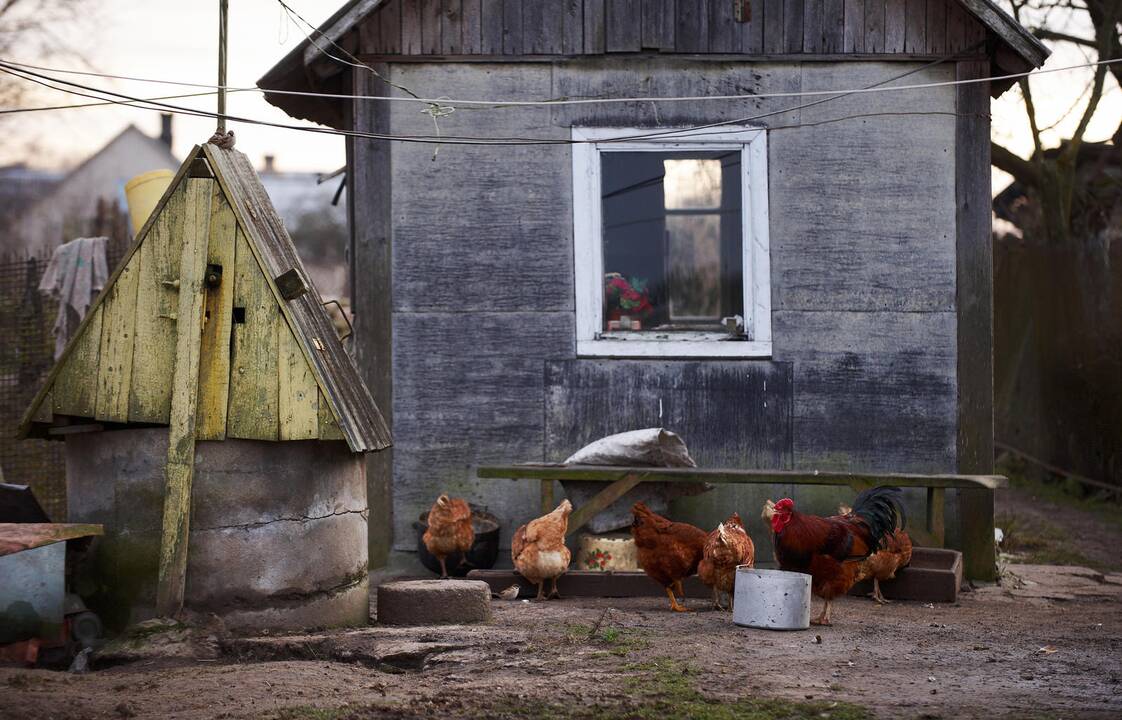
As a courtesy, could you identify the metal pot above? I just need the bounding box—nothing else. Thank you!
[732,567,811,630]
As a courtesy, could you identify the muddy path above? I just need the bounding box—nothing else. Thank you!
[2,584,1120,720]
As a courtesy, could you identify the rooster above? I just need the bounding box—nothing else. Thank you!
[764,487,904,625]
[631,502,708,612]
[698,512,755,611]
[422,494,474,579]
[511,500,572,600]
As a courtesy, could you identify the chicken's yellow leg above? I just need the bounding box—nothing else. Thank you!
[811,599,833,626]
[872,579,890,604]
[549,576,562,600]
[665,586,691,612]
[437,556,448,579]
[535,581,546,600]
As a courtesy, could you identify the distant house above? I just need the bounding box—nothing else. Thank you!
[0,164,63,232]
[260,0,1049,580]
[5,118,178,257]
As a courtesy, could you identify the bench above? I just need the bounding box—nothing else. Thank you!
[475,464,1007,551]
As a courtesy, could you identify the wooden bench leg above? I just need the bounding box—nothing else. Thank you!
[566,474,643,537]
[926,487,945,547]
[541,477,555,516]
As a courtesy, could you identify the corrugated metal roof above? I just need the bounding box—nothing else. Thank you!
[203,144,391,452]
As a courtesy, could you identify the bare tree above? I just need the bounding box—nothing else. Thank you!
[992,1,1121,243]
[0,0,90,113]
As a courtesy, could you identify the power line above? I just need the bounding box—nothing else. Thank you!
[0,88,237,116]
[0,47,962,147]
[0,60,968,149]
[2,55,1120,110]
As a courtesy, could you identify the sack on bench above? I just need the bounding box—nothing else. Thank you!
[561,428,710,534]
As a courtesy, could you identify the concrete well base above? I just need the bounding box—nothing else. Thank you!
[66,428,369,632]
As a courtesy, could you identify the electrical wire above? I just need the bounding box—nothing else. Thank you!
[0,47,964,147]
[0,88,234,115]
[2,55,1120,110]
[0,60,971,149]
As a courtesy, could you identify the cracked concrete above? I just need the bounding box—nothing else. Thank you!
[193,508,369,533]
[66,429,371,631]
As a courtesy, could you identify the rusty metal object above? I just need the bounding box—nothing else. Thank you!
[0,523,104,557]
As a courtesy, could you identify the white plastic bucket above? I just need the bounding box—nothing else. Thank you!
[732,567,811,630]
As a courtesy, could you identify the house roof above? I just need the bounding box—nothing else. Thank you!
[20,143,391,454]
[258,0,1050,128]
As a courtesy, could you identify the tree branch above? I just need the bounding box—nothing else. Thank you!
[991,142,1042,187]
[1033,29,1097,47]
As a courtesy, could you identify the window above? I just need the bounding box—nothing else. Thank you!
[572,127,771,357]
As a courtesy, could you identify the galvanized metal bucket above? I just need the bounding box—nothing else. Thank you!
[732,567,811,630]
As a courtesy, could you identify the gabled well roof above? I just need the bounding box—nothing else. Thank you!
[21,144,390,453]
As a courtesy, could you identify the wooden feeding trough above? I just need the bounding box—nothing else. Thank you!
[20,143,390,632]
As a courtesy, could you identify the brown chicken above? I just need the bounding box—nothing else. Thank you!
[698,512,755,611]
[422,494,474,578]
[764,486,904,625]
[856,528,913,604]
[838,503,914,604]
[512,500,572,600]
[631,502,708,612]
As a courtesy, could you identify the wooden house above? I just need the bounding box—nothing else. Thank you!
[20,144,390,630]
[259,0,1048,580]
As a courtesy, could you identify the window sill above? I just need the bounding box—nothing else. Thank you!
[576,339,773,359]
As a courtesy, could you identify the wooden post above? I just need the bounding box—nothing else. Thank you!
[955,60,997,581]
[217,0,228,133]
[155,177,213,616]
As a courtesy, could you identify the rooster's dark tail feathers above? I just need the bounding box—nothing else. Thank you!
[851,486,906,549]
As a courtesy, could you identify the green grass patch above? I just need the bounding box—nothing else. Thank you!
[492,657,871,720]
[562,622,651,656]
[998,456,1122,529]
[996,511,1099,569]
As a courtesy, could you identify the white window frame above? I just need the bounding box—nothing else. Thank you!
[571,126,772,358]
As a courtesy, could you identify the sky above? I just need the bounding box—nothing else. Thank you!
[0,0,1118,190]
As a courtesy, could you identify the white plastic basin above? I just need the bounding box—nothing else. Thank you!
[732,567,811,630]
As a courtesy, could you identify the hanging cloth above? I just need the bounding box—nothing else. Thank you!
[38,236,109,359]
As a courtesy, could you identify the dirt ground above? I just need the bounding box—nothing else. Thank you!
[2,575,1121,720]
[3,481,1121,720]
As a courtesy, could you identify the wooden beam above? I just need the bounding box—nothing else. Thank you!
[566,473,644,537]
[540,477,555,516]
[155,177,213,617]
[477,465,1008,490]
[0,523,103,557]
[195,183,237,440]
[925,486,946,547]
[955,59,997,582]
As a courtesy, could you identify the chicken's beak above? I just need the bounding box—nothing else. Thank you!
[717,523,727,543]
[437,495,448,506]
[762,499,776,520]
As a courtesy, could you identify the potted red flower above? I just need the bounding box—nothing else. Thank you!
[604,273,653,325]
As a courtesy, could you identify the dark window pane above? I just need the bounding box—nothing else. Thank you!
[601,151,742,334]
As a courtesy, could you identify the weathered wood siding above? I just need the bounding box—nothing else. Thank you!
[34,164,357,447]
[543,360,793,561]
[361,60,962,555]
[356,0,985,57]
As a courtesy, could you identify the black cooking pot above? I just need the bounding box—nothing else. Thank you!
[413,505,500,577]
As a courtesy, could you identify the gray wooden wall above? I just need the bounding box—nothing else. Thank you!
[353,59,961,558]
